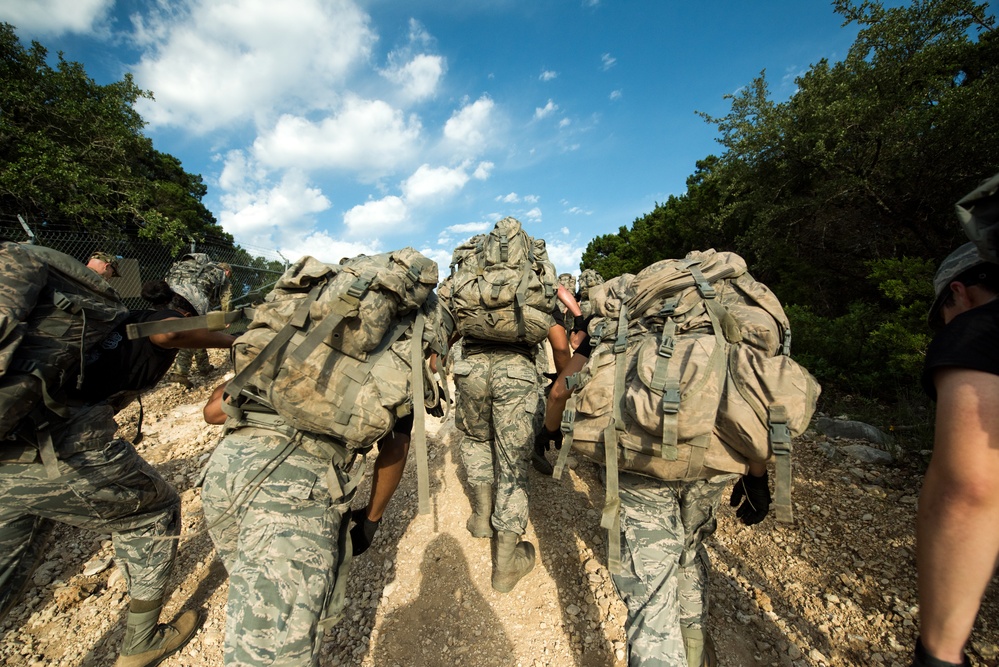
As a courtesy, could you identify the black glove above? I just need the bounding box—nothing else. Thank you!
[911,638,971,667]
[536,426,564,451]
[349,507,380,556]
[573,314,585,332]
[542,372,558,396]
[427,401,445,418]
[729,472,771,526]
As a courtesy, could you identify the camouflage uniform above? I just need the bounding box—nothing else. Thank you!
[201,422,355,667]
[612,471,738,667]
[452,345,540,534]
[0,404,180,616]
[173,347,212,376]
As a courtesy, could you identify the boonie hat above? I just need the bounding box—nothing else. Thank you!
[928,242,987,328]
[90,251,120,277]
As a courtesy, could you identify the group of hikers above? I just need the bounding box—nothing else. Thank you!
[0,173,997,667]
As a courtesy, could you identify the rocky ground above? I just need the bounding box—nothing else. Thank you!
[2,350,997,667]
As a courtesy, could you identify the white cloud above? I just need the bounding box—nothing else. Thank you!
[524,207,542,221]
[535,99,559,120]
[419,246,453,274]
[447,222,491,234]
[601,53,616,70]
[566,206,592,215]
[609,89,622,100]
[402,164,470,205]
[279,231,381,265]
[381,53,445,102]
[498,192,519,203]
[539,70,557,81]
[523,195,540,204]
[443,96,495,156]
[558,118,571,128]
[0,0,112,36]
[473,162,493,180]
[131,0,376,132]
[544,238,587,275]
[218,169,331,245]
[343,196,409,237]
[252,97,422,177]
[560,226,570,235]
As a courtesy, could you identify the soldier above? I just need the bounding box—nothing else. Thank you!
[0,279,236,667]
[165,256,232,388]
[86,250,121,280]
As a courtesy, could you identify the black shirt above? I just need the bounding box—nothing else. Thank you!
[921,298,999,400]
[72,309,184,407]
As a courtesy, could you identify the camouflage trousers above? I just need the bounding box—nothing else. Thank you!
[612,472,738,667]
[453,349,540,535]
[202,425,354,667]
[173,347,211,375]
[0,404,180,618]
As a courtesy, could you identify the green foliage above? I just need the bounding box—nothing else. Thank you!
[581,0,997,406]
[0,24,229,254]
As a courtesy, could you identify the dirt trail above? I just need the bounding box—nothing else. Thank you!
[1,353,997,666]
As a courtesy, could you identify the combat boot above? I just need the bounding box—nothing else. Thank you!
[531,433,554,475]
[491,531,536,593]
[115,599,200,667]
[165,372,192,389]
[681,626,717,667]
[465,484,493,538]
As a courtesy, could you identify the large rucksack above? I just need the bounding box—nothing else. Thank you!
[0,242,129,440]
[576,268,605,319]
[448,217,557,345]
[553,249,820,572]
[955,171,999,264]
[223,248,449,514]
[165,252,230,314]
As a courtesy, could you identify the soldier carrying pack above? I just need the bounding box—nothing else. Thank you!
[553,249,820,572]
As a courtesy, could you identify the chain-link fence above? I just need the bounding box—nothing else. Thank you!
[1,212,288,332]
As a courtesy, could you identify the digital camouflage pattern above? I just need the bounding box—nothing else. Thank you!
[229,250,441,449]
[452,349,539,534]
[164,253,230,317]
[448,217,557,345]
[0,404,179,616]
[612,472,737,667]
[0,242,128,439]
[201,426,353,667]
[172,347,212,376]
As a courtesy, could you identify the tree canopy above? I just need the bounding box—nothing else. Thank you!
[581,0,998,401]
[0,23,228,252]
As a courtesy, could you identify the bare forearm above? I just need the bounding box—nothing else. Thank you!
[556,285,581,317]
[366,431,410,521]
[543,353,587,432]
[152,329,237,349]
[917,470,999,661]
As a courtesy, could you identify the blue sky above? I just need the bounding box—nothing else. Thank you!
[1,0,860,274]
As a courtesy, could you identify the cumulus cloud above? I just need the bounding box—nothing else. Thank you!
[443,96,495,156]
[343,196,409,237]
[524,207,542,221]
[558,118,571,128]
[539,70,557,81]
[609,89,622,100]
[523,194,540,204]
[379,19,446,102]
[447,222,492,234]
[473,162,493,180]
[218,169,332,246]
[131,0,376,132]
[402,164,470,205]
[0,0,112,35]
[498,192,519,203]
[279,231,381,265]
[252,97,422,177]
[535,99,558,120]
[601,53,616,70]
[544,238,587,275]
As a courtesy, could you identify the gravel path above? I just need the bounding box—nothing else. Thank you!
[2,355,997,666]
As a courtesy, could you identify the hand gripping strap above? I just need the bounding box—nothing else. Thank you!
[125,308,249,339]
[769,404,794,522]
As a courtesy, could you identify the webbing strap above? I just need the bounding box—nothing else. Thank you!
[409,313,431,515]
[319,490,354,631]
[660,379,681,460]
[770,405,794,523]
[36,423,60,479]
[552,394,575,480]
[514,267,533,340]
[687,263,716,299]
[125,308,249,339]
[225,286,322,404]
[649,319,677,392]
[602,423,622,576]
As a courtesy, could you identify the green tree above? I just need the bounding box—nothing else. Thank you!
[0,23,228,252]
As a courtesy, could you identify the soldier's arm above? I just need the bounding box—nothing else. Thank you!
[149,320,237,350]
[203,382,229,424]
[916,367,999,663]
[363,429,411,522]
[547,323,571,375]
[556,285,581,317]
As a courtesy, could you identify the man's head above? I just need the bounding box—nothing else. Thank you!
[87,251,120,280]
[929,242,999,329]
